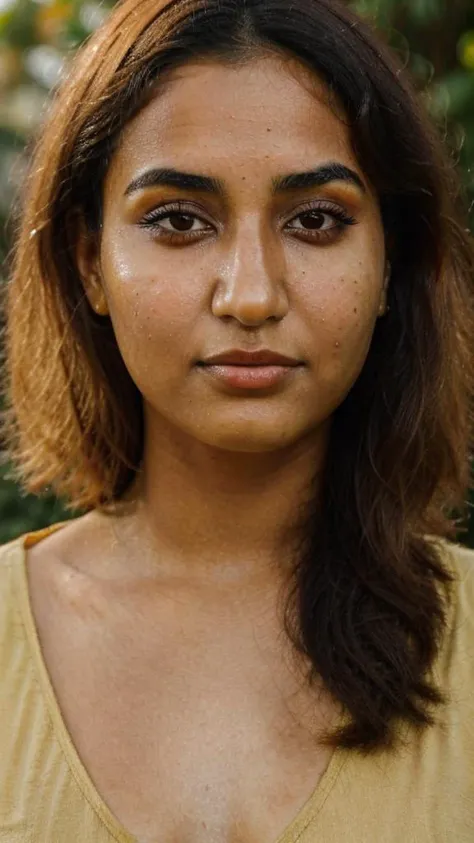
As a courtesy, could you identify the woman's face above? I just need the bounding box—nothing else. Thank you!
[83,55,387,453]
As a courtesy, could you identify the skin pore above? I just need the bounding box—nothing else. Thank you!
[26,53,388,842]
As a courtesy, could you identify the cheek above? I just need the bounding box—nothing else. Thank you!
[331,274,377,341]
[99,236,202,381]
[299,260,380,324]
[297,266,381,388]
[290,216,385,340]
[102,236,201,318]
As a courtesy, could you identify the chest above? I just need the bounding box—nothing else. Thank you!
[31,569,339,843]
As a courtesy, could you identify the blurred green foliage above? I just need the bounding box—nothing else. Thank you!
[352,0,474,210]
[0,0,472,543]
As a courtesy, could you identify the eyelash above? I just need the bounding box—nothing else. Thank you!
[138,200,358,245]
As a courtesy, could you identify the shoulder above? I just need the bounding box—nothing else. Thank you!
[441,534,474,572]
[0,531,25,569]
[0,521,76,639]
[436,536,474,621]
[428,537,474,694]
[0,533,35,715]
[0,522,67,594]
[0,532,26,629]
[445,537,474,649]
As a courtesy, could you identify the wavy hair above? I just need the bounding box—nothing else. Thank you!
[2,0,474,752]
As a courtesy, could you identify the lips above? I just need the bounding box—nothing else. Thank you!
[200,349,301,367]
[197,349,303,391]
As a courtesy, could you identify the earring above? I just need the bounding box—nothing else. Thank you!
[89,278,109,316]
[92,299,108,316]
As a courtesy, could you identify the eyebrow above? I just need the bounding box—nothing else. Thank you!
[124,161,366,197]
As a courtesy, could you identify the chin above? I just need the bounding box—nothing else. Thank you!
[196,424,305,454]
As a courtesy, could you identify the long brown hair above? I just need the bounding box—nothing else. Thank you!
[2,0,474,753]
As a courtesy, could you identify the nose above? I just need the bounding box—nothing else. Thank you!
[211,219,289,326]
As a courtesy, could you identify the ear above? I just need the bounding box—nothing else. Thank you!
[74,214,109,317]
[378,260,391,318]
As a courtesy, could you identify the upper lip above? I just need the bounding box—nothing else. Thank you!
[200,349,301,366]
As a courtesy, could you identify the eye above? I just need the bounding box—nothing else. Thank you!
[138,200,357,245]
[285,202,357,242]
[151,212,208,233]
[290,211,340,231]
[139,202,213,241]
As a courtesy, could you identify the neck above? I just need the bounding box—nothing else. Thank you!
[115,410,329,589]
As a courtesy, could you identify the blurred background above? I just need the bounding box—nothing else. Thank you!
[0,0,473,544]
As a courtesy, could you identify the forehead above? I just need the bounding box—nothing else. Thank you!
[107,55,358,189]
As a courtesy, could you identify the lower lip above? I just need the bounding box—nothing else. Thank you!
[200,364,299,389]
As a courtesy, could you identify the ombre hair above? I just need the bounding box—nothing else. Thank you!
[2,0,474,752]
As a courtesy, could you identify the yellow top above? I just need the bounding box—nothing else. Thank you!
[0,522,473,843]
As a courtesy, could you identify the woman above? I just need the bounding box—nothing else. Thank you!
[0,0,473,840]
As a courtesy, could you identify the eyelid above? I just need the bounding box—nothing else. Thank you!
[139,200,215,226]
[281,198,355,223]
[141,200,352,220]
[137,198,358,234]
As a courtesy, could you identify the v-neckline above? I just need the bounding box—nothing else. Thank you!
[14,521,351,843]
